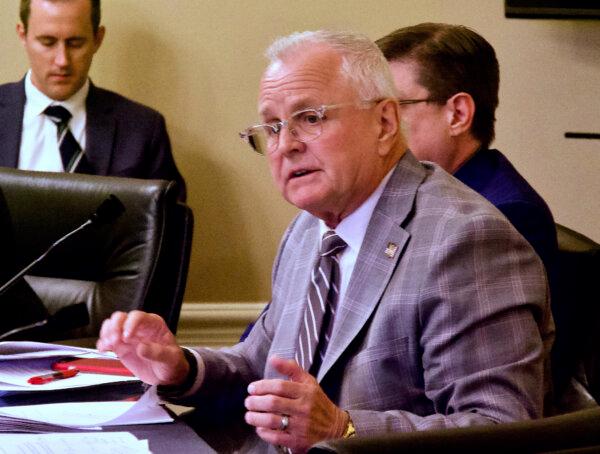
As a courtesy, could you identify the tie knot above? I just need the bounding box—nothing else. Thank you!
[44,105,72,125]
[320,230,347,257]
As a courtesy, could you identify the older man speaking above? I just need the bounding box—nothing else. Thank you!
[97,30,552,453]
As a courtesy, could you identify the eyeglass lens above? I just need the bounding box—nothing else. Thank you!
[250,109,324,154]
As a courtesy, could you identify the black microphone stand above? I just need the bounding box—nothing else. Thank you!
[0,220,93,298]
[0,194,124,298]
[0,320,48,341]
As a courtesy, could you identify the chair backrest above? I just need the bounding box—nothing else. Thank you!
[309,407,600,453]
[0,167,193,342]
[551,223,600,409]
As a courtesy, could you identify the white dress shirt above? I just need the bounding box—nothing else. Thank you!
[318,166,395,304]
[18,71,89,172]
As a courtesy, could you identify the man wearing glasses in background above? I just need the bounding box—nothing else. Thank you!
[98,30,552,453]
[377,23,562,410]
[376,23,557,303]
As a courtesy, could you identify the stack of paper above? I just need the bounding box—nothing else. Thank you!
[0,341,173,433]
[0,341,138,392]
[0,387,173,432]
[0,341,100,359]
[0,432,151,454]
[0,418,90,434]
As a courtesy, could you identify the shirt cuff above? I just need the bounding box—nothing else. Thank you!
[156,348,205,399]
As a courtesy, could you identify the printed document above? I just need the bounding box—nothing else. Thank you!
[0,432,150,454]
[0,341,138,392]
[0,386,172,430]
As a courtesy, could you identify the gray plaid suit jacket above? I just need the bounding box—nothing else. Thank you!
[191,151,552,435]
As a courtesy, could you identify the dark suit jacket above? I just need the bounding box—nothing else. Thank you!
[454,149,569,403]
[178,152,552,436]
[0,78,185,200]
[454,148,557,273]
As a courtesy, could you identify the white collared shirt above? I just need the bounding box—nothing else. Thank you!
[18,71,89,172]
[318,166,396,304]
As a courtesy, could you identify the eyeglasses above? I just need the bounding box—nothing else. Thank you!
[397,98,444,105]
[239,101,377,155]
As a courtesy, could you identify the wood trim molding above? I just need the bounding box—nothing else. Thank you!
[175,302,266,347]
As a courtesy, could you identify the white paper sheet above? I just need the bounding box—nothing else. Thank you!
[0,358,138,392]
[0,387,172,429]
[0,342,138,392]
[0,341,110,361]
[0,432,150,454]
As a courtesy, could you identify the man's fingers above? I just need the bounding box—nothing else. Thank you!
[268,355,311,384]
[248,414,300,451]
[247,376,307,404]
[245,410,287,431]
[244,391,296,416]
[246,356,317,411]
[122,311,165,340]
[96,311,128,351]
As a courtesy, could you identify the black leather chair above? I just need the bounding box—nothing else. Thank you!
[551,223,600,410]
[309,407,600,453]
[0,167,193,344]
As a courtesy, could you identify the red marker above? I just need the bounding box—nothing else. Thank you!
[27,368,79,385]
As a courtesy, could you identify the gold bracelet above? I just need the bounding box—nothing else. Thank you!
[342,411,356,438]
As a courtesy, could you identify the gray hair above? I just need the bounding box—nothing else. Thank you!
[265,30,398,101]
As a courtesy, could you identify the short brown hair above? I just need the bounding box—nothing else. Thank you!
[376,23,499,149]
[20,0,101,35]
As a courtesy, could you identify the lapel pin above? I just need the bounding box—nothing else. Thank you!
[384,242,398,258]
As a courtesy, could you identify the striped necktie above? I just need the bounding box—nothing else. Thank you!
[43,105,85,173]
[296,230,347,374]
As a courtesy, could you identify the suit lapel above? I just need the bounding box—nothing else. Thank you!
[316,152,427,381]
[85,83,115,175]
[265,220,320,379]
[0,80,26,168]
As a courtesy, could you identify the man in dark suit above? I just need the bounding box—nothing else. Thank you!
[377,23,565,410]
[0,0,185,199]
[97,31,552,452]
[375,23,556,281]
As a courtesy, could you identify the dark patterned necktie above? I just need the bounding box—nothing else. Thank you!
[296,230,347,374]
[43,105,85,172]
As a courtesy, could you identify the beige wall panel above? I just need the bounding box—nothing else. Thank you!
[1,1,598,305]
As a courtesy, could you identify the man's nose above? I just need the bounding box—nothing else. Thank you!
[54,43,70,67]
[276,125,303,155]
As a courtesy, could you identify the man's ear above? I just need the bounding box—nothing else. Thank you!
[446,92,475,137]
[16,22,26,44]
[93,25,106,53]
[376,98,400,157]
